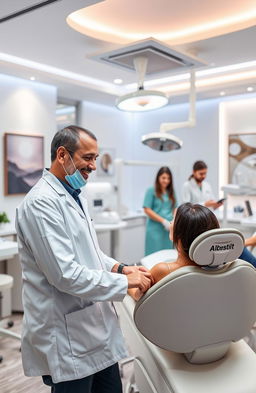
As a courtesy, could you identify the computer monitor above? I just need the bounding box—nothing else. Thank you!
[82,182,114,216]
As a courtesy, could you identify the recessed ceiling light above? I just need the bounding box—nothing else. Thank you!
[220,91,226,96]
[247,86,254,92]
[113,78,123,84]
[30,76,35,81]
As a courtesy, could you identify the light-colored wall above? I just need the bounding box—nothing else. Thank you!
[78,100,134,167]
[130,99,220,210]
[78,100,136,211]
[1,72,256,222]
[78,98,220,213]
[0,74,57,223]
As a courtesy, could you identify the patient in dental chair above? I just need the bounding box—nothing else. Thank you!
[129,202,220,301]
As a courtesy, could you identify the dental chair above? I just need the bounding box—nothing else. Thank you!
[116,228,256,393]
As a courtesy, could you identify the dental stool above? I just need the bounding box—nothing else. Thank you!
[116,228,256,393]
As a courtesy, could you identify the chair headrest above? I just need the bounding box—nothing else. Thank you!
[188,228,244,267]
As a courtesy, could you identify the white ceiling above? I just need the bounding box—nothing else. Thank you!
[0,0,256,106]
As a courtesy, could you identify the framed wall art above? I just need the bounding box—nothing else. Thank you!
[4,132,44,195]
[228,133,256,188]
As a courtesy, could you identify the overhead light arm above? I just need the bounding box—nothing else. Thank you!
[116,55,168,111]
[141,70,196,151]
[159,70,196,133]
[133,56,148,90]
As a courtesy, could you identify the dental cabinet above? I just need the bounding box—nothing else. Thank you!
[114,214,146,265]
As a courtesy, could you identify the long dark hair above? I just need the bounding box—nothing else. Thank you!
[188,160,207,180]
[155,166,175,205]
[173,203,219,257]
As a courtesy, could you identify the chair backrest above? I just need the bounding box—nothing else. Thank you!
[134,229,256,363]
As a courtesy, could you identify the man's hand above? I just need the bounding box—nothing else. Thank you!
[126,270,152,292]
[122,265,148,274]
[205,200,223,210]
[112,264,153,293]
[121,265,152,293]
[123,265,154,286]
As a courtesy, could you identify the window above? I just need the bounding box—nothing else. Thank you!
[56,101,78,130]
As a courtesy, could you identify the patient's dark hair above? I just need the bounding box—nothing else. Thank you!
[173,203,220,257]
[51,125,97,161]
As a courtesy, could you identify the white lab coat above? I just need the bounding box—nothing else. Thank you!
[182,177,215,205]
[15,169,128,383]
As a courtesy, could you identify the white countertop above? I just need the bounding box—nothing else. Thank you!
[240,217,256,228]
[121,212,146,220]
[94,221,127,232]
[0,224,16,237]
[214,210,256,226]
[0,218,131,237]
[0,240,18,259]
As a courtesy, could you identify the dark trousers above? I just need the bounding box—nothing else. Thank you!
[42,363,122,393]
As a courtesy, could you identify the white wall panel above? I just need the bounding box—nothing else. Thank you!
[0,74,57,222]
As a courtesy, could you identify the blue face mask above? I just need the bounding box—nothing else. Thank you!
[65,169,87,189]
[62,154,87,189]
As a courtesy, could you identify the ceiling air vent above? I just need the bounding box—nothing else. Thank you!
[91,39,206,75]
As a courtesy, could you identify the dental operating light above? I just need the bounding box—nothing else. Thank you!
[141,132,183,151]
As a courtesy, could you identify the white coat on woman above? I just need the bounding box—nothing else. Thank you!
[15,169,128,383]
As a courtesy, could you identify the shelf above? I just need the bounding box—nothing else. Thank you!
[222,185,256,196]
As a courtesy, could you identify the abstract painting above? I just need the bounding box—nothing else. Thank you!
[228,133,256,188]
[4,133,44,195]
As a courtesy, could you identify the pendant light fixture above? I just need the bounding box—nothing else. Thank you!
[116,56,168,112]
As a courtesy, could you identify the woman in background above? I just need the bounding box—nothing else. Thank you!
[143,166,177,256]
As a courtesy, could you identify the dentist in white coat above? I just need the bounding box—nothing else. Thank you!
[182,160,223,210]
[16,125,152,393]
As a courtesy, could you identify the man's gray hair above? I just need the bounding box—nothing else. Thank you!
[51,125,97,161]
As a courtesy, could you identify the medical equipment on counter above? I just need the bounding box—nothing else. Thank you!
[83,182,121,224]
[115,228,256,393]
[222,184,256,226]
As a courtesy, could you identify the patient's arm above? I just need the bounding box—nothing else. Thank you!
[150,262,172,283]
[128,262,173,301]
[128,287,144,301]
[245,236,256,247]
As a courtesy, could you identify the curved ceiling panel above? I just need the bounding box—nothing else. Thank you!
[67,0,256,45]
